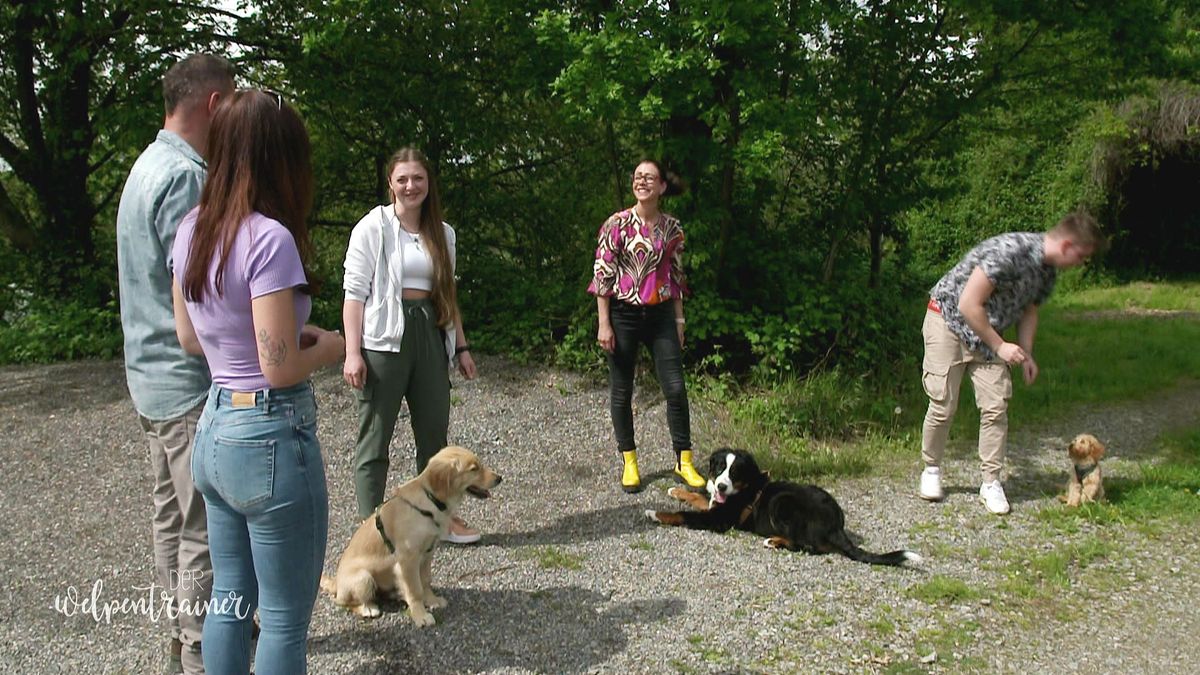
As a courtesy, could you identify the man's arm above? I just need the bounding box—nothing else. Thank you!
[1016,303,1039,385]
[958,266,1026,364]
[172,281,203,356]
[1016,303,1038,354]
[158,170,204,274]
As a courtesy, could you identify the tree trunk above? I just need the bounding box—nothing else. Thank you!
[605,120,624,211]
[0,182,35,251]
[868,218,884,288]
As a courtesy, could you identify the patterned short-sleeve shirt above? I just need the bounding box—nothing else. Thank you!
[930,232,1057,358]
[587,208,688,305]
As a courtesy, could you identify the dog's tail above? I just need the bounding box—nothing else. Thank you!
[829,530,921,567]
[319,573,337,596]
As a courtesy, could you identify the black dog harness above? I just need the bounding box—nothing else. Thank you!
[374,488,450,554]
[1074,462,1099,482]
[374,505,396,554]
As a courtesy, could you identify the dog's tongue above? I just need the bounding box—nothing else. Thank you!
[713,492,727,504]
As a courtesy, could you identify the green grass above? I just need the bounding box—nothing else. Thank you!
[685,633,728,664]
[865,605,898,637]
[1052,279,1200,313]
[905,575,980,605]
[518,546,585,571]
[912,619,982,670]
[996,535,1114,604]
[1008,305,1200,423]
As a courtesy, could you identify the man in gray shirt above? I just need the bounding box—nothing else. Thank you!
[918,212,1105,515]
[116,54,234,674]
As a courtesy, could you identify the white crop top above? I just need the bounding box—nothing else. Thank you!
[400,234,434,291]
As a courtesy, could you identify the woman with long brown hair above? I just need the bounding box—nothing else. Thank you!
[172,89,344,674]
[342,147,480,542]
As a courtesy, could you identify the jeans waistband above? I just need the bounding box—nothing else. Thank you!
[211,381,314,410]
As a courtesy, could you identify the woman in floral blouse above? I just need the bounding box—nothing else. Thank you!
[588,159,705,493]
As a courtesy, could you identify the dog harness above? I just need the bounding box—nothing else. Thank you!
[1074,462,1099,483]
[739,489,764,527]
[374,506,396,554]
[375,488,451,554]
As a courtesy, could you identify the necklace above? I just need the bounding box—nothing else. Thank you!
[402,228,421,249]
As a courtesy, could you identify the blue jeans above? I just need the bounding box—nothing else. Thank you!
[192,382,329,675]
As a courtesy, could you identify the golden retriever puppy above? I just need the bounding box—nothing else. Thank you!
[320,446,501,626]
[1063,433,1105,507]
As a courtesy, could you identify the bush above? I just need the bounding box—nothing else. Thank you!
[731,369,867,440]
[0,298,123,364]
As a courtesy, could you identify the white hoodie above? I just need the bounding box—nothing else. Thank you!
[343,204,458,361]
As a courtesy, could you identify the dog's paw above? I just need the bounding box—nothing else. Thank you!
[409,609,437,628]
[356,604,382,619]
[644,509,662,524]
[667,487,688,501]
[762,537,787,550]
[425,594,448,610]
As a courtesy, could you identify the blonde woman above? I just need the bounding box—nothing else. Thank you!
[342,148,480,543]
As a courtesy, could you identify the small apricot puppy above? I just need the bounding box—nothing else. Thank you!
[321,446,501,626]
[1063,433,1105,507]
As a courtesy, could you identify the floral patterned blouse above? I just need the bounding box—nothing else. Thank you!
[587,208,689,305]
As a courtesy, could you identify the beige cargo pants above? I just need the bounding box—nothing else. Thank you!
[921,309,1012,484]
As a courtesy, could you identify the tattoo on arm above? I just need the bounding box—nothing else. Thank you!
[258,328,287,367]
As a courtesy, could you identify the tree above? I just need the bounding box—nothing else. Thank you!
[0,0,235,298]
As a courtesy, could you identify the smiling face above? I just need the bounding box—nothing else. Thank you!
[631,161,665,206]
[388,160,429,214]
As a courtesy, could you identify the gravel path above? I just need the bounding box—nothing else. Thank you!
[1,357,1197,674]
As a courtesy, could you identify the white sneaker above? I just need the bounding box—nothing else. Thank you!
[919,467,943,501]
[979,480,1011,515]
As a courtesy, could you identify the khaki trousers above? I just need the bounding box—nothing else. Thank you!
[920,310,1012,483]
[141,402,209,674]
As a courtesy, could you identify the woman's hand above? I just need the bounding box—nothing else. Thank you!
[458,350,478,380]
[307,326,345,368]
[597,321,615,353]
[343,348,366,389]
[676,321,685,348]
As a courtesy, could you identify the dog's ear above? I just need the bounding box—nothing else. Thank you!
[1090,438,1106,460]
[427,459,455,504]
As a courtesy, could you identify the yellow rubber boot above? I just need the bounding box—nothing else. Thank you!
[621,450,642,493]
[674,450,706,488]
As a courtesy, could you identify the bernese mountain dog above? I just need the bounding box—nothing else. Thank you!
[646,448,921,567]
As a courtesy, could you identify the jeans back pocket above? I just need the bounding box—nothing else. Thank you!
[212,435,275,509]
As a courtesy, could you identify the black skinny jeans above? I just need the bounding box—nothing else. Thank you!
[606,300,691,453]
